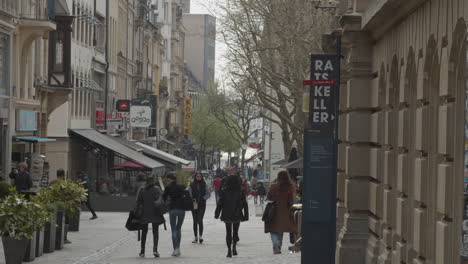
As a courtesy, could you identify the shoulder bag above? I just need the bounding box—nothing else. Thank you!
[262,200,277,223]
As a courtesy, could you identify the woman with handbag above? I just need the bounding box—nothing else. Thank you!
[188,171,211,244]
[136,175,165,258]
[215,173,249,258]
[264,170,297,254]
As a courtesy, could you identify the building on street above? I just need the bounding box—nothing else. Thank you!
[328,0,468,263]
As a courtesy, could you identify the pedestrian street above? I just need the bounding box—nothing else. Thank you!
[0,198,300,264]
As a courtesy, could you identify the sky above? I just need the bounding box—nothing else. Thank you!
[189,0,227,81]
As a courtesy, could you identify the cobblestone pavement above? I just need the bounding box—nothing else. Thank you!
[0,198,300,264]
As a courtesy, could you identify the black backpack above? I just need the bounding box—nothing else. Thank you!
[183,190,193,211]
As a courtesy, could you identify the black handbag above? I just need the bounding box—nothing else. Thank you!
[183,190,193,211]
[262,201,277,223]
[154,194,168,214]
[125,210,144,231]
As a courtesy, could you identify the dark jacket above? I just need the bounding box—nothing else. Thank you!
[163,182,185,210]
[264,183,297,233]
[257,185,266,196]
[136,184,165,225]
[188,180,210,208]
[215,176,249,223]
[15,171,32,192]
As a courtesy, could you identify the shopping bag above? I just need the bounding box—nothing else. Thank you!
[255,204,264,217]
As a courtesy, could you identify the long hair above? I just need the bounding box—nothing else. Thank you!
[193,171,205,183]
[223,174,242,192]
[276,170,294,192]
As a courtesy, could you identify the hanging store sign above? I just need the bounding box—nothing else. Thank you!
[184,96,192,135]
[130,106,151,128]
[116,100,130,112]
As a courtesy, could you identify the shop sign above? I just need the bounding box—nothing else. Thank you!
[184,96,192,135]
[16,110,37,132]
[96,110,123,125]
[130,106,151,128]
[116,100,130,112]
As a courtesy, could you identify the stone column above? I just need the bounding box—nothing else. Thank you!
[334,15,375,264]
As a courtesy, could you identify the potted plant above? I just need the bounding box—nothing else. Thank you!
[41,202,62,253]
[37,180,86,250]
[0,182,14,201]
[0,193,49,264]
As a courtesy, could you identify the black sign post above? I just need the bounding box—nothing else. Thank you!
[302,37,341,264]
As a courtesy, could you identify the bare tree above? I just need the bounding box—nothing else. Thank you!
[218,0,334,155]
[207,81,261,175]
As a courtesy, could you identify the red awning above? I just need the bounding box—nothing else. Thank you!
[111,160,150,171]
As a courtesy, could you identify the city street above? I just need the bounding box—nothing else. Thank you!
[0,199,300,264]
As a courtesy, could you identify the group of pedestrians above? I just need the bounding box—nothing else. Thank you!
[133,168,298,259]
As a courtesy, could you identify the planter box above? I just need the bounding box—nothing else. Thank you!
[35,229,44,257]
[23,232,36,262]
[43,216,56,253]
[68,210,80,232]
[2,236,28,264]
[55,211,65,250]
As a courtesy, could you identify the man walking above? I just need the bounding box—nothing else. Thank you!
[15,162,32,192]
[78,171,98,220]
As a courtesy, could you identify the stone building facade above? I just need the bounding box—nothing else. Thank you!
[331,0,468,263]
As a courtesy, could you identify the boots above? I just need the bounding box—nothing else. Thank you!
[226,245,232,258]
[232,242,238,256]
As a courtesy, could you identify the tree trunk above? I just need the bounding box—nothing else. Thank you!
[241,148,246,177]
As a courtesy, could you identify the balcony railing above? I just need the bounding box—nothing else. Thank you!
[19,0,48,20]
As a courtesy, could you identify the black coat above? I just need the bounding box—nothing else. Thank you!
[215,177,249,223]
[15,171,32,192]
[136,185,165,225]
[162,182,185,210]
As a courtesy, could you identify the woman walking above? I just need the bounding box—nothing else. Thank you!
[163,172,186,257]
[264,170,297,254]
[215,173,249,258]
[136,175,165,258]
[188,171,211,244]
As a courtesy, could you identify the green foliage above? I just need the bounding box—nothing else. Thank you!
[176,170,192,188]
[161,170,192,188]
[190,96,242,152]
[0,193,50,240]
[0,182,15,201]
[36,180,87,220]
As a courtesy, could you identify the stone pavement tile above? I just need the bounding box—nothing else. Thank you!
[0,199,300,264]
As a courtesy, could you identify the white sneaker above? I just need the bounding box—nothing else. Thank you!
[175,248,181,257]
[171,250,177,257]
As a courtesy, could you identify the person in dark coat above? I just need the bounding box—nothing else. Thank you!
[8,168,18,185]
[188,171,210,244]
[136,175,165,258]
[15,162,32,192]
[77,171,98,220]
[264,170,297,254]
[162,172,186,257]
[215,174,249,258]
[257,183,266,205]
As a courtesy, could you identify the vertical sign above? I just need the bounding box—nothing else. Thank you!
[184,96,192,135]
[302,54,340,264]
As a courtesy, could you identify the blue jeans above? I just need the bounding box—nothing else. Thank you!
[270,232,284,247]
[169,209,185,249]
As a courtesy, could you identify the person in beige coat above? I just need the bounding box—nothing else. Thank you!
[264,170,297,254]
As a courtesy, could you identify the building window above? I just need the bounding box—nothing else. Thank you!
[0,33,9,96]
